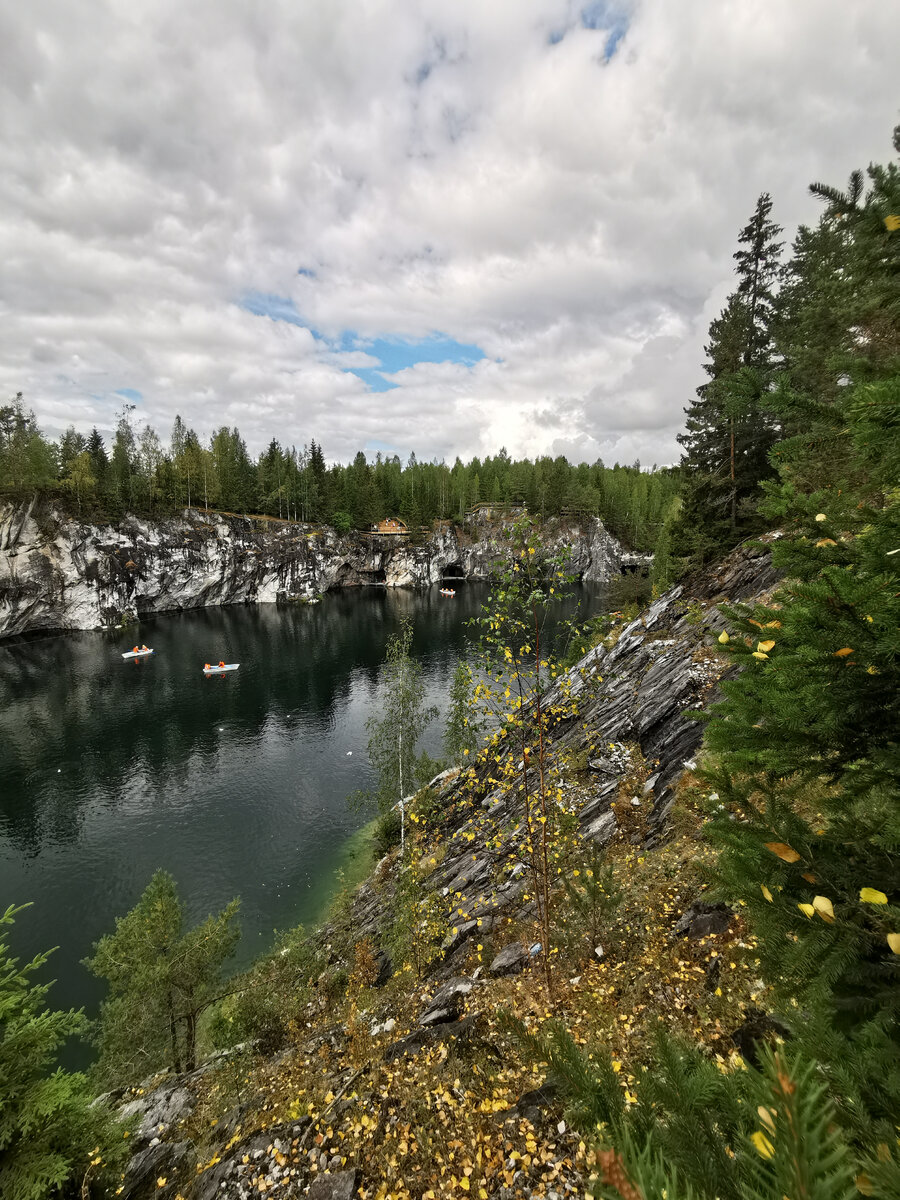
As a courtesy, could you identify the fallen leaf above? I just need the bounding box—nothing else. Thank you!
[860,887,888,905]
[765,842,800,863]
[812,896,835,923]
[834,647,854,657]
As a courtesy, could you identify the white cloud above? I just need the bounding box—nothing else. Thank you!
[0,0,897,467]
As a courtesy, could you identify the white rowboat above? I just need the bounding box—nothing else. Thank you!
[122,647,154,659]
[439,588,456,597]
[203,663,240,674]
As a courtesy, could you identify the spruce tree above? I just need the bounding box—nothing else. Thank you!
[86,871,240,1085]
[674,195,783,565]
[1,905,122,1200]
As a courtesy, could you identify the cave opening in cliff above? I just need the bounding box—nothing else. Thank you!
[441,561,465,584]
[360,568,387,586]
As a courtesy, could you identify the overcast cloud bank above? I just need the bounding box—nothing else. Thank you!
[1,0,898,465]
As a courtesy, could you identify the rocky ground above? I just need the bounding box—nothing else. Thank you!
[94,537,781,1200]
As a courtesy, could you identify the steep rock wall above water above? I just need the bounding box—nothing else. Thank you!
[0,499,645,638]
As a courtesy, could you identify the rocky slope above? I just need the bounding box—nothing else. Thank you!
[0,498,645,638]
[102,536,780,1200]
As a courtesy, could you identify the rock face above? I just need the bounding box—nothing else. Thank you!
[0,498,641,638]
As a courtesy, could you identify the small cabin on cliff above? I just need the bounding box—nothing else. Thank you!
[370,517,409,536]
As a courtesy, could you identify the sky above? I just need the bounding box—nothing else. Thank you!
[1,1,898,468]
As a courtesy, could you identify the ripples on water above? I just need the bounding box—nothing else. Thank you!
[0,583,603,1051]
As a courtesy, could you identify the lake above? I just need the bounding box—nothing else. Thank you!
[0,583,602,1057]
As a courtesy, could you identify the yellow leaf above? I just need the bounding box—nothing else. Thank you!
[867,666,880,675]
[798,903,815,918]
[765,842,801,863]
[157,1181,167,1189]
[757,639,776,652]
[884,214,900,231]
[764,620,782,628]
[815,513,827,522]
[834,647,854,657]
[816,537,837,547]
[886,933,900,954]
[757,1105,776,1134]
[802,872,817,883]
[813,895,835,923]
[860,888,888,905]
[459,1177,470,1191]
[751,1130,775,1158]
[856,1173,875,1195]
[718,631,730,644]
[752,651,769,660]
[761,885,774,902]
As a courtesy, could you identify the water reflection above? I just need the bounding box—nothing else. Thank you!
[0,582,603,1045]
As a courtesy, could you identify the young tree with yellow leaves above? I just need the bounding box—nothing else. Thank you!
[466,516,581,999]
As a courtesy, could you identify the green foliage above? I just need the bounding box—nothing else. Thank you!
[209,924,315,1055]
[2,396,678,548]
[387,853,445,982]
[0,904,124,1200]
[85,870,240,1085]
[443,660,485,764]
[509,1018,871,1200]
[354,618,438,853]
[560,842,621,959]
[672,195,784,567]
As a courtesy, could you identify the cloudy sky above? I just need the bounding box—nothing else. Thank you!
[1,1,898,467]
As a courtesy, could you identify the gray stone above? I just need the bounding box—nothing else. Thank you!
[121,1140,191,1199]
[419,976,474,1026]
[672,901,732,940]
[306,1169,359,1200]
[488,943,529,977]
[118,1084,194,1143]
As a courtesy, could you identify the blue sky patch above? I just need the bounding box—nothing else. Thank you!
[296,267,317,278]
[550,4,628,56]
[115,388,142,403]
[240,291,304,325]
[343,334,485,391]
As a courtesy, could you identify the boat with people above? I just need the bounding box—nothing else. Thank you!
[439,588,456,597]
[203,661,240,674]
[122,645,154,659]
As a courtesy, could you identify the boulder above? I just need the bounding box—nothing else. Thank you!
[488,943,528,977]
[672,901,732,940]
[121,1140,191,1199]
[118,1083,194,1143]
[419,976,474,1026]
[307,1169,359,1200]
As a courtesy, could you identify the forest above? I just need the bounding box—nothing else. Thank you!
[0,401,679,553]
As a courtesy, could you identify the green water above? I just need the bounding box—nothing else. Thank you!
[0,583,601,1054]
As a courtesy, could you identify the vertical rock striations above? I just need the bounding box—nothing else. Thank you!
[0,500,644,638]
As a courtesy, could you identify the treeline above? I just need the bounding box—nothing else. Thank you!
[0,404,677,550]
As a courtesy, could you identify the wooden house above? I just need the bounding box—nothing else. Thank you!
[370,517,409,536]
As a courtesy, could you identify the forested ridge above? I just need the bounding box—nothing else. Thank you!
[0,408,678,552]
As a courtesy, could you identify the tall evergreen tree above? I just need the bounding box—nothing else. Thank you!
[673,195,783,564]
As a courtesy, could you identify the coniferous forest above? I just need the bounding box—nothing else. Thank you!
[1,125,899,1200]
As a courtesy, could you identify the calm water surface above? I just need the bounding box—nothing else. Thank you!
[0,584,601,1049]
